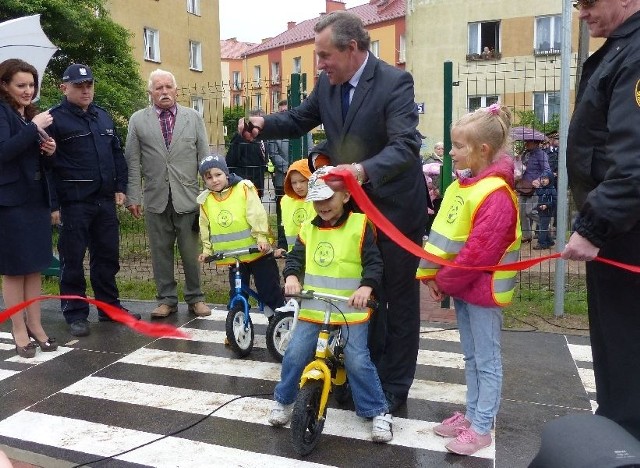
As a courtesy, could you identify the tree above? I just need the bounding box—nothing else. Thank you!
[515,109,560,136]
[222,106,245,147]
[0,0,147,139]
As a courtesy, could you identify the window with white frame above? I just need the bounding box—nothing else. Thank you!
[232,71,241,90]
[233,93,241,107]
[535,15,562,54]
[293,57,301,74]
[186,0,200,15]
[253,65,261,87]
[271,91,280,111]
[254,93,262,110]
[468,95,499,112]
[468,21,500,55]
[534,91,560,123]
[143,28,160,62]
[189,41,202,71]
[370,40,380,58]
[191,96,204,116]
[398,34,406,63]
[271,62,280,84]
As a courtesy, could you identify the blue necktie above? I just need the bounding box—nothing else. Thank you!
[341,82,353,122]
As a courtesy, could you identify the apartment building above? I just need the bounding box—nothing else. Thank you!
[236,0,406,114]
[221,38,257,109]
[105,0,224,147]
[406,0,603,145]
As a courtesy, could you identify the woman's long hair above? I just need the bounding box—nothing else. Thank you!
[0,58,39,120]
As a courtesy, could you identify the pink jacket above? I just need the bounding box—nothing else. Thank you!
[436,155,518,307]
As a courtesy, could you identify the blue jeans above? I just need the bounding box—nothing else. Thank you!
[274,320,388,418]
[454,298,503,435]
[536,214,553,247]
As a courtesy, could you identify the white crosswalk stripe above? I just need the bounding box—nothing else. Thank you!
[0,317,496,465]
[566,339,597,413]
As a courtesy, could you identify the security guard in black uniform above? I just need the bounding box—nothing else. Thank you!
[47,64,140,337]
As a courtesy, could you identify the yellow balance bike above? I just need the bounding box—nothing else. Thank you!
[287,290,376,456]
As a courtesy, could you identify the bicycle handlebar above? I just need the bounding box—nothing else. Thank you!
[203,247,261,263]
[286,289,377,309]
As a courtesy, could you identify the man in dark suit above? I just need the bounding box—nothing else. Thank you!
[239,11,427,413]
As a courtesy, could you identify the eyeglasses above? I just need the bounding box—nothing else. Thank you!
[572,0,598,10]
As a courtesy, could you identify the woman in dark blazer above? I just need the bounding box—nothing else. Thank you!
[0,59,57,358]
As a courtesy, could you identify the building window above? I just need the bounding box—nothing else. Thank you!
[191,96,204,116]
[467,21,501,60]
[468,95,499,112]
[535,15,561,55]
[293,57,301,74]
[232,71,241,91]
[186,0,200,15]
[143,28,160,62]
[370,40,380,58]
[398,34,406,63]
[254,93,262,110]
[253,65,261,87]
[271,91,280,111]
[271,62,280,84]
[233,93,241,107]
[189,41,202,71]
[534,91,560,123]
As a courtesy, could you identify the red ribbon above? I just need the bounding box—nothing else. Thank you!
[326,169,640,274]
[0,295,189,338]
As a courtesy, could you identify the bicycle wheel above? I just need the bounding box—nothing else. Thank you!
[265,311,294,362]
[225,304,254,357]
[290,380,326,456]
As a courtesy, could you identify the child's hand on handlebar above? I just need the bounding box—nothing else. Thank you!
[284,275,301,295]
[198,253,208,263]
[273,248,287,258]
[257,241,272,253]
[349,286,373,309]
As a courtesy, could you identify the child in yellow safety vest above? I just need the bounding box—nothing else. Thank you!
[196,154,284,315]
[267,165,393,444]
[416,103,521,456]
[273,158,315,258]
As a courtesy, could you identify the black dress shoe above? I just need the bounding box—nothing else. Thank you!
[69,319,91,337]
[98,308,142,322]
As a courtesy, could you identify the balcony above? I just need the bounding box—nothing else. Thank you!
[466,50,502,62]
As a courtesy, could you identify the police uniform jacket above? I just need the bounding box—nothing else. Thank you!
[567,11,640,247]
[47,97,127,209]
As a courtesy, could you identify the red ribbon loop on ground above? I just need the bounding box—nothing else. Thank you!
[326,169,639,274]
[0,295,189,338]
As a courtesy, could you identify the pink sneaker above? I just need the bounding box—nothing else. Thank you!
[445,427,492,456]
[433,411,471,437]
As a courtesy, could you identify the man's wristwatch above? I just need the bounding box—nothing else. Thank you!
[352,163,365,185]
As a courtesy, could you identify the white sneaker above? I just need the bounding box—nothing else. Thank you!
[268,401,293,427]
[372,413,393,443]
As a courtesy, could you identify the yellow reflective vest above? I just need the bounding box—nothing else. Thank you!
[281,195,315,251]
[298,212,372,324]
[200,184,264,266]
[416,176,521,306]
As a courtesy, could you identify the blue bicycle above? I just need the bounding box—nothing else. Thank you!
[206,247,279,358]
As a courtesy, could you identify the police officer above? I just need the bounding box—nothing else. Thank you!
[48,64,140,337]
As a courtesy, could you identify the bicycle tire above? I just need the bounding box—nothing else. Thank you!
[265,311,294,362]
[290,380,326,456]
[225,304,254,357]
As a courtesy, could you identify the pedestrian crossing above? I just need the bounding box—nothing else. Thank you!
[1,309,597,467]
[566,336,596,413]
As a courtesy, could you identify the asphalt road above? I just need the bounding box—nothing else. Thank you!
[0,298,593,467]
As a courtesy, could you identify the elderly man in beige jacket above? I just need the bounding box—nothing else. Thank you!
[125,69,210,318]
